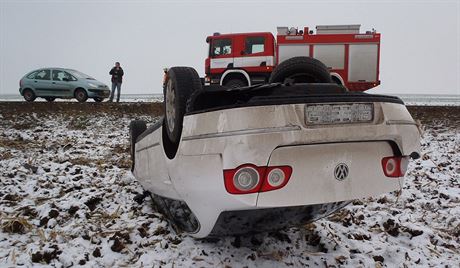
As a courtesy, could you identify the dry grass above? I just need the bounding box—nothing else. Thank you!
[0,151,13,160]
[68,157,94,166]
[0,137,37,150]
[67,117,90,130]
[1,216,33,234]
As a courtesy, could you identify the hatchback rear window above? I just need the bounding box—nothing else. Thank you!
[26,71,38,79]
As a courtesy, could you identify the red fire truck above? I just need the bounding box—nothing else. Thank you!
[205,25,381,91]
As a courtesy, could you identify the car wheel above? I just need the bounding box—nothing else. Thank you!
[93,97,103,102]
[224,78,247,89]
[45,97,55,102]
[269,56,332,84]
[23,89,36,102]
[74,89,88,102]
[129,120,147,171]
[163,67,202,143]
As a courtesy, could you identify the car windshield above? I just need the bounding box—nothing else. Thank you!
[68,70,95,80]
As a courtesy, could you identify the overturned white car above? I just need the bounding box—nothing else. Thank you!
[130,57,421,238]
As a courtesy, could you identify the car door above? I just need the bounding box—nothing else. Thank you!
[32,69,52,96]
[51,70,73,97]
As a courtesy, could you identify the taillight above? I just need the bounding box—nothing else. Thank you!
[223,164,292,194]
[381,156,409,177]
[224,164,265,194]
[261,166,292,192]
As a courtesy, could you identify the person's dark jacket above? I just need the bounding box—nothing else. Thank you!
[109,67,124,83]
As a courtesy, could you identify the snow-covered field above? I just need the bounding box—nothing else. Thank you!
[0,105,459,267]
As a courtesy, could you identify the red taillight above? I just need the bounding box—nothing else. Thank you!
[260,166,292,192]
[223,164,292,194]
[381,156,409,177]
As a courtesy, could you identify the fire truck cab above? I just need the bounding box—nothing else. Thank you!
[205,25,381,91]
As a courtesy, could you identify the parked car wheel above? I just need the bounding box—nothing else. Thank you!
[129,120,147,171]
[93,97,103,102]
[163,67,202,143]
[269,56,332,84]
[224,78,247,89]
[23,89,36,102]
[74,89,88,102]
[45,97,55,102]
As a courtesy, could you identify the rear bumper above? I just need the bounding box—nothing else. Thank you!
[208,201,349,237]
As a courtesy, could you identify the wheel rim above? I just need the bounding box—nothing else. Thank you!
[165,80,176,133]
[77,91,84,100]
[25,92,31,100]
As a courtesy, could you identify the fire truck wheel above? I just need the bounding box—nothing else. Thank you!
[129,120,147,171]
[224,79,247,89]
[163,67,202,144]
[269,57,332,84]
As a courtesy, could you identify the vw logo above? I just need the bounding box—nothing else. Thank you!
[334,163,349,181]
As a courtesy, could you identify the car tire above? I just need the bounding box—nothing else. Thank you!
[163,67,202,144]
[45,97,55,102]
[23,89,36,102]
[93,97,103,102]
[129,120,147,171]
[74,89,88,102]
[269,57,332,84]
[224,78,247,89]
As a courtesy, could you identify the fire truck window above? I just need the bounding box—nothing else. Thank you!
[212,39,232,57]
[245,37,265,54]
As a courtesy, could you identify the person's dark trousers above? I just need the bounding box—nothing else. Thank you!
[109,82,122,102]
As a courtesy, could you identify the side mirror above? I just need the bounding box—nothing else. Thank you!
[240,50,246,55]
[63,78,70,82]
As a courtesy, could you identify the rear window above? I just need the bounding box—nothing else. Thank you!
[26,71,38,79]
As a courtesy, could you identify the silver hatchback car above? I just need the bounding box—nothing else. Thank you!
[19,68,110,102]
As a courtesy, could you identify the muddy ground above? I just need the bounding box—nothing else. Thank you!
[0,102,459,124]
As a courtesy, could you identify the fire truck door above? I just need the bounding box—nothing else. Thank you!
[210,38,234,70]
[235,36,272,69]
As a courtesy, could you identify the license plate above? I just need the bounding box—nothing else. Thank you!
[305,103,374,125]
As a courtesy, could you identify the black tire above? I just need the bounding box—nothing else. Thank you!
[163,67,202,143]
[23,89,36,102]
[224,78,247,89]
[45,97,55,102]
[74,89,88,102]
[269,57,332,84]
[93,97,103,102]
[129,120,147,171]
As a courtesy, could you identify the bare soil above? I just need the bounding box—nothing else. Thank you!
[1,102,459,125]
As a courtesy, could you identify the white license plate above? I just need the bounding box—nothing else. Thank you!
[305,103,374,125]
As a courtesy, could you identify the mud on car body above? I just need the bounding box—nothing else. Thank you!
[130,57,421,238]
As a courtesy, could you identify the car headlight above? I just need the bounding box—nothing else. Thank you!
[88,83,98,88]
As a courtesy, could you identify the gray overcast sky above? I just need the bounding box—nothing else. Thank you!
[0,0,459,95]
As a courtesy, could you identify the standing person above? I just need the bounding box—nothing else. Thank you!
[109,62,124,102]
[162,67,168,87]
